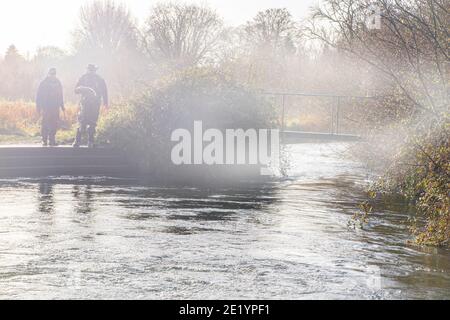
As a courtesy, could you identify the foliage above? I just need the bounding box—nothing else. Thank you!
[309,0,449,246]
[244,8,297,56]
[0,100,79,143]
[374,119,449,246]
[309,0,448,114]
[98,68,277,176]
[144,3,224,68]
[74,0,138,54]
[348,199,374,230]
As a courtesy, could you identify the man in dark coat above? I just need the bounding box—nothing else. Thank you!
[36,68,65,146]
[73,64,108,148]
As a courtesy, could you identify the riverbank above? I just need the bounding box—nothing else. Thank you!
[0,100,78,145]
[355,120,449,248]
[0,131,76,145]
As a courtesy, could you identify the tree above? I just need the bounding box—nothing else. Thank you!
[0,45,33,99]
[244,8,297,55]
[307,0,450,246]
[226,9,299,90]
[74,0,139,55]
[144,3,224,68]
[33,46,67,74]
[34,46,66,62]
[307,0,449,114]
[73,0,144,99]
[3,45,25,67]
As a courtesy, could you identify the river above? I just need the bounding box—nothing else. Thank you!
[0,143,448,299]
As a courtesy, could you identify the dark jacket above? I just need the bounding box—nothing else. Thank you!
[36,77,64,114]
[75,73,108,107]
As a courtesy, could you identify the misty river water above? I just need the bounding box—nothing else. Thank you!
[0,143,448,299]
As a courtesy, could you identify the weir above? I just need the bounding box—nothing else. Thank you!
[0,145,135,178]
[282,131,361,143]
[0,131,360,178]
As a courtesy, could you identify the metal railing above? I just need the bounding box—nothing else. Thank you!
[259,91,377,135]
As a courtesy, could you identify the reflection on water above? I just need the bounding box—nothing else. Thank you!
[37,183,55,216]
[72,185,94,216]
[0,143,448,299]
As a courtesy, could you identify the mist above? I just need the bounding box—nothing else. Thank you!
[0,0,448,303]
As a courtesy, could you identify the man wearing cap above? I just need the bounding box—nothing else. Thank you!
[73,64,108,148]
[36,68,65,146]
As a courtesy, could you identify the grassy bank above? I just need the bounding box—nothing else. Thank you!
[0,100,79,144]
[354,115,449,247]
[376,120,449,247]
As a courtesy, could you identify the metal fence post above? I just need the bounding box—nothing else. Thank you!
[331,98,335,134]
[281,94,286,134]
[336,97,341,134]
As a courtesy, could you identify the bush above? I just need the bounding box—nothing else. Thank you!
[0,100,79,143]
[374,118,449,247]
[98,68,277,178]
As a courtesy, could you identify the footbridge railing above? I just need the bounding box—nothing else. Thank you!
[259,91,377,142]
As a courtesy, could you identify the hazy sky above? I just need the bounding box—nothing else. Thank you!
[0,0,319,56]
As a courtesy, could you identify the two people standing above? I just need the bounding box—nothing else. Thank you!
[35,64,108,147]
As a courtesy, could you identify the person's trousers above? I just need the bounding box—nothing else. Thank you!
[41,115,58,144]
[74,122,96,145]
[75,102,100,145]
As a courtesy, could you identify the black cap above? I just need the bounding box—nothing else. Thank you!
[87,64,98,72]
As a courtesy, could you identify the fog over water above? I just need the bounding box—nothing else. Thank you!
[1,143,448,299]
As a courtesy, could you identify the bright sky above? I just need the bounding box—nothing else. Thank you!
[0,0,320,57]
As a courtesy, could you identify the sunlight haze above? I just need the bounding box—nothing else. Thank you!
[0,0,448,301]
[0,0,318,55]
